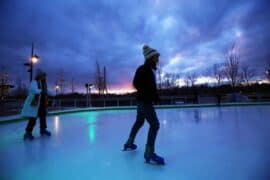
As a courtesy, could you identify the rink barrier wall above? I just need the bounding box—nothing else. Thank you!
[0,102,270,125]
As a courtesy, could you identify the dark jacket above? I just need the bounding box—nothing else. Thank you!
[37,80,48,116]
[133,64,159,103]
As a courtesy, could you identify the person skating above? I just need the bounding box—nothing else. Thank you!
[123,45,165,165]
[21,69,52,140]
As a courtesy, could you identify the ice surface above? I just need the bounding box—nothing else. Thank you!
[1,106,270,180]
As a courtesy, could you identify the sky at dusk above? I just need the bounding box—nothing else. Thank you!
[1,0,270,93]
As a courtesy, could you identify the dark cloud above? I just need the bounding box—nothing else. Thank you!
[1,0,270,92]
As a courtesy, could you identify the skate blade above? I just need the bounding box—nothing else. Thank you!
[122,148,136,151]
[145,159,165,165]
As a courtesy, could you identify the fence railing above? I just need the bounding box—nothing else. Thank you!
[1,94,270,116]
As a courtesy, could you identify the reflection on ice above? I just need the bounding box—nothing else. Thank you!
[86,112,98,143]
[54,116,59,133]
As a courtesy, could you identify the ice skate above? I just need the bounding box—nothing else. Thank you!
[40,129,51,136]
[123,143,137,151]
[144,153,165,165]
[144,145,165,165]
[23,132,34,140]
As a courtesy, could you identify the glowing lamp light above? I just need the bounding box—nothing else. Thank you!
[85,83,94,89]
[31,54,39,63]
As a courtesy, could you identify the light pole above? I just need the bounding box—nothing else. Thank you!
[55,84,60,109]
[85,83,94,107]
[55,85,60,95]
[24,43,39,82]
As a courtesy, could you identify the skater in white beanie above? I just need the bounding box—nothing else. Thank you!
[123,45,165,165]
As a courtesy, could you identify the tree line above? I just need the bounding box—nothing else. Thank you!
[157,43,270,89]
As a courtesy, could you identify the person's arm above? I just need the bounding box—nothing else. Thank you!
[133,67,144,90]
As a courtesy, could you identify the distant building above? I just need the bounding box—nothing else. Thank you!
[0,70,14,99]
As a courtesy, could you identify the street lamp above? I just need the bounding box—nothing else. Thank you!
[55,85,60,95]
[24,43,39,82]
[54,84,60,109]
[85,83,94,107]
[31,54,39,64]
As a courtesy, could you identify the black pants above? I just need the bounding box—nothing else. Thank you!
[25,110,47,133]
[128,102,160,148]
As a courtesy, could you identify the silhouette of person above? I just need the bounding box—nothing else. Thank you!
[21,69,52,140]
[123,45,165,165]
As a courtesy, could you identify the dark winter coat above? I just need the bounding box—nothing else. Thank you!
[133,63,159,103]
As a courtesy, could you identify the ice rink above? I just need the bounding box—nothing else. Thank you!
[1,105,270,180]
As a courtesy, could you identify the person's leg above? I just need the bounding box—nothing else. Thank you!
[123,103,145,150]
[39,114,51,136]
[39,114,47,131]
[144,104,160,154]
[24,117,36,140]
[143,104,164,164]
[25,117,37,133]
[126,103,145,145]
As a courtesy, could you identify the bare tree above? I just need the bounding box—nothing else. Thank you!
[95,61,108,94]
[162,73,179,88]
[174,73,181,87]
[184,76,189,87]
[241,65,255,85]
[95,61,102,94]
[224,43,240,87]
[157,68,163,89]
[71,78,75,93]
[188,73,197,87]
[213,63,224,86]
[103,66,108,94]
[163,73,171,89]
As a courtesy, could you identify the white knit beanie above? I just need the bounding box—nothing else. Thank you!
[142,45,160,60]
